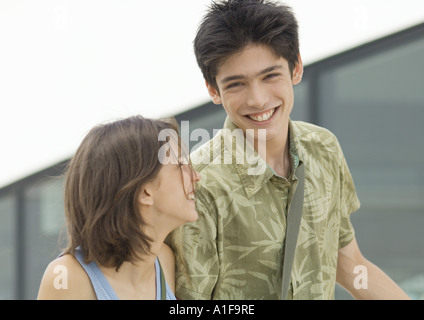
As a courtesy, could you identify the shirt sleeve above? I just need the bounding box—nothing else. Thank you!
[336,139,361,249]
[167,188,219,300]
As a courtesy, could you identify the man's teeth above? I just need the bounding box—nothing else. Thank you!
[248,108,275,122]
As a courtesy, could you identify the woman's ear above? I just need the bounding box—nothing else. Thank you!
[138,186,154,206]
[206,80,222,105]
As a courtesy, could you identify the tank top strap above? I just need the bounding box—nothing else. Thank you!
[74,249,119,300]
[68,248,175,300]
[155,258,177,300]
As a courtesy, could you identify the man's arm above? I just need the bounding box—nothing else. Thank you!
[336,237,411,300]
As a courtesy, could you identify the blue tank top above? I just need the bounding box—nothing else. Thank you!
[73,249,176,300]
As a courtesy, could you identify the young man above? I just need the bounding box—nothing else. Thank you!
[168,0,410,300]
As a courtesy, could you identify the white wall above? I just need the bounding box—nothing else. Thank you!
[1,0,423,188]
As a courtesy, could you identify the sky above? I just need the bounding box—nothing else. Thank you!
[1,0,424,189]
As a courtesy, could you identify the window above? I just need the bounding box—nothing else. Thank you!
[23,177,66,299]
[318,36,424,299]
[0,193,16,299]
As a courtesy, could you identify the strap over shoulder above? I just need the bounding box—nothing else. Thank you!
[157,259,167,300]
[281,163,305,300]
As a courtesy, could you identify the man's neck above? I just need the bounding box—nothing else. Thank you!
[256,126,291,178]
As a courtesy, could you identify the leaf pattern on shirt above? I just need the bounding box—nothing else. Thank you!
[167,117,360,300]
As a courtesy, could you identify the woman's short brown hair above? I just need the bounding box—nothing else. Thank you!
[63,115,185,270]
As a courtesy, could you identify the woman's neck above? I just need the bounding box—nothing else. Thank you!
[99,239,165,300]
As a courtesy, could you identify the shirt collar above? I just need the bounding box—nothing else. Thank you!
[222,116,303,198]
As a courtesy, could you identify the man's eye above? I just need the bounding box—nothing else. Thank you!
[264,73,279,79]
[227,82,243,89]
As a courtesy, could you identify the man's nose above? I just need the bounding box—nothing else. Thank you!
[245,83,269,109]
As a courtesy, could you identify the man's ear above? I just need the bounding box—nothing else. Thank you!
[292,54,304,85]
[138,186,154,206]
[206,80,222,105]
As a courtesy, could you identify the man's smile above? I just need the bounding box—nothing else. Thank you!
[246,106,279,123]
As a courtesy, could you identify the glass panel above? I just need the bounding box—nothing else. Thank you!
[0,193,16,299]
[179,106,228,152]
[292,78,310,122]
[319,37,424,210]
[318,36,424,299]
[23,177,66,299]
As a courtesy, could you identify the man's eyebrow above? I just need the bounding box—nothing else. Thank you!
[220,75,245,85]
[257,65,283,76]
[220,65,284,85]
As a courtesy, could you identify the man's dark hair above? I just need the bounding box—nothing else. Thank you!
[194,0,300,90]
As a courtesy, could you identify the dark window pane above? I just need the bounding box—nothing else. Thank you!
[0,194,16,299]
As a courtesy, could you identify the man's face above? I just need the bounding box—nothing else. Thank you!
[207,44,303,143]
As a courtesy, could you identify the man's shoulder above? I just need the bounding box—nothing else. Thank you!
[190,130,233,172]
[190,132,243,195]
[291,120,347,169]
[292,120,340,150]
[291,120,335,139]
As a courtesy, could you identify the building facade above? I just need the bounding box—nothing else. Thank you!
[1,22,424,300]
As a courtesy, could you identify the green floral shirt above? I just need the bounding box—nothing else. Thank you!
[168,117,360,300]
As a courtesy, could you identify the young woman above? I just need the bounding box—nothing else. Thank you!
[37,115,200,300]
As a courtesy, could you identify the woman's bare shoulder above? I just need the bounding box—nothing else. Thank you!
[37,253,96,300]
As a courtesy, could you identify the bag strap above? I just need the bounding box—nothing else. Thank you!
[158,260,167,300]
[281,163,305,300]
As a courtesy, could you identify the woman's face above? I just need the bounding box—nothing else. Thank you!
[144,142,201,231]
